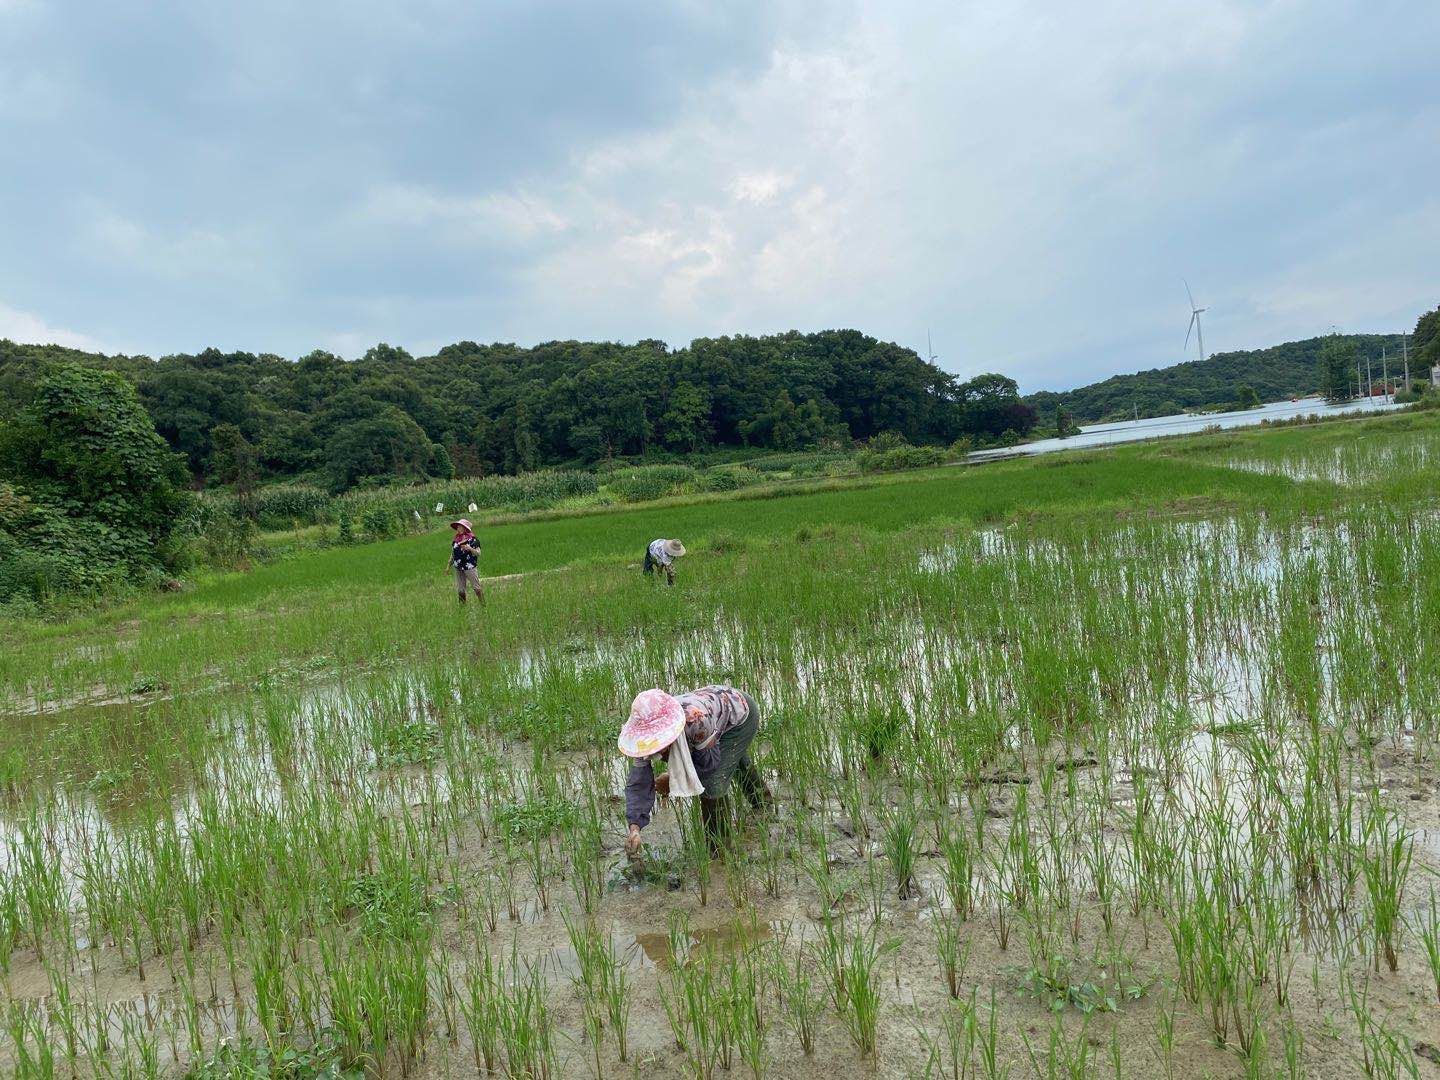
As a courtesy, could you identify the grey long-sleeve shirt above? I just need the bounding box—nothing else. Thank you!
[624,742,721,829]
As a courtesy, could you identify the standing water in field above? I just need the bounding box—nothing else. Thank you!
[6,423,1440,1076]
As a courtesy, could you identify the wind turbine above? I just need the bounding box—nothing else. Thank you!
[1184,281,1207,362]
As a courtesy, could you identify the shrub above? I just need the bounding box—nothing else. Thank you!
[700,466,765,492]
[866,431,909,453]
[0,366,193,604]
[745,450,850,475]
[362,506,402,540]
[196,505,259,570]
[606,464,696,502]
[856,444,947,473]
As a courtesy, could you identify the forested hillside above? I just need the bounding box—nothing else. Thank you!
[1027,333,1409,423]
[0,331,1036,491]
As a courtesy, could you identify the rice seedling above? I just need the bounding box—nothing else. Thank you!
[772,937,822,1056]
[1414,887,1440,1002]
[7,415,1440,1076]
[823,928,899,1057]
[935,917,970,1000]
[495,957,558,1080]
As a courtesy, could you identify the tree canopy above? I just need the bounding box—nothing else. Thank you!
[1027,333,1406,423]
[0,365,193,603]
[0,330,1036,491]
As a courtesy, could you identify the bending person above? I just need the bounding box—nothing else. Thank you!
[643,538,686,586]
[619,685,770,854]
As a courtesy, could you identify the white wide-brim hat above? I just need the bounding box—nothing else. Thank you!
[663,539,686,558]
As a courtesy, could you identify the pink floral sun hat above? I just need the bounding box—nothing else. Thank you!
[618,689,684,759]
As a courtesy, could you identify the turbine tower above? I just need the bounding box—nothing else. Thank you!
[1184,281,1207,362]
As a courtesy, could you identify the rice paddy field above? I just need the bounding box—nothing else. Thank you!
[6,410,1440,1078]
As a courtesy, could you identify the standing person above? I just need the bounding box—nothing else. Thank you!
[643,538,686,586]
[449,518,483,604]
[619,685,771,855]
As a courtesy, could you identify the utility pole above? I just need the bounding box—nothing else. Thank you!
[1366,352,1373,400]
[1403,335,1410,395]
[1383,347,1390,403]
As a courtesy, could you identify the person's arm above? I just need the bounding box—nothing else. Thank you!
[690,742,720,778]
[624,759,656,853]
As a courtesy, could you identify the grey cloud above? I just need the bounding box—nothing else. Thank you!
[0,0,1435,389]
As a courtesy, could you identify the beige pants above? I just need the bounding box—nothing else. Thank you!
[454,565,483,598]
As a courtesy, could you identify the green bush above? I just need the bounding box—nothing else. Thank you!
[700,466,765,492]
[361,506,402,540]
[745,450,850,475]
[0,367,192,605]
[606,464,696,502]
[856,444,947,473]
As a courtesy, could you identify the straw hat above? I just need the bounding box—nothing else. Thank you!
[449,518,473,531]
[663,539,686,558]
[618,689,684,759]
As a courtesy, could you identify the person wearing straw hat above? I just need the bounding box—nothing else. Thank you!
[620,685,771,856]
[448,518,483,604]
[643,537,686,585]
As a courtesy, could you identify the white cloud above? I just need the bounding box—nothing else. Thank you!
[0,302,105,350]
[729,171,790,204]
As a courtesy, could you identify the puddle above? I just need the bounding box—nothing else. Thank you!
[539,920,778,985]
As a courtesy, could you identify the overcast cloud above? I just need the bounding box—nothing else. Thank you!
[1,0,1437,390]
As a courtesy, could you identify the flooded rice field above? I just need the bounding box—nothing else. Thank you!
[5,439,1440,1075]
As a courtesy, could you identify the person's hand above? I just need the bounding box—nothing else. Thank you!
[625,825,643,857]
[653,772,671,797]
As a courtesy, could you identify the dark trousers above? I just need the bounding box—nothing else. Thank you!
[643,548,675,585]
[698,694,766,842]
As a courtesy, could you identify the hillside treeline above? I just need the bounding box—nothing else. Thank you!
[1028,332,1414,423]
[0,331,1036,491]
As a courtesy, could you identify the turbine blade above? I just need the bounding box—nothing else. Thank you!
[1185,279,1196,310]
[1184,312,1196,349]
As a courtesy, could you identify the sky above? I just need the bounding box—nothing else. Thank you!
[1,0,1437,393]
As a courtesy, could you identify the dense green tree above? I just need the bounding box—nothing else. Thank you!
[430,442,455,480]
[325,408,433,491]
[959,374,1036,439]
[1235,384,1261,409]
[0,328,1037,491]
[1413,306,1440,373]
[1029,332,1405,422]
[139,365,242,474]
[1318,336,1356,403]
[209,423,259,515]
[0,365,193,599]
[660,383,712,452]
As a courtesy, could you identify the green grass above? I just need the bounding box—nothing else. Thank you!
[5,408,1440,1079]
[109,450,1314,611]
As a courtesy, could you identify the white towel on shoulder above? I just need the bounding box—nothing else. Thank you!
[666,733,705,798]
